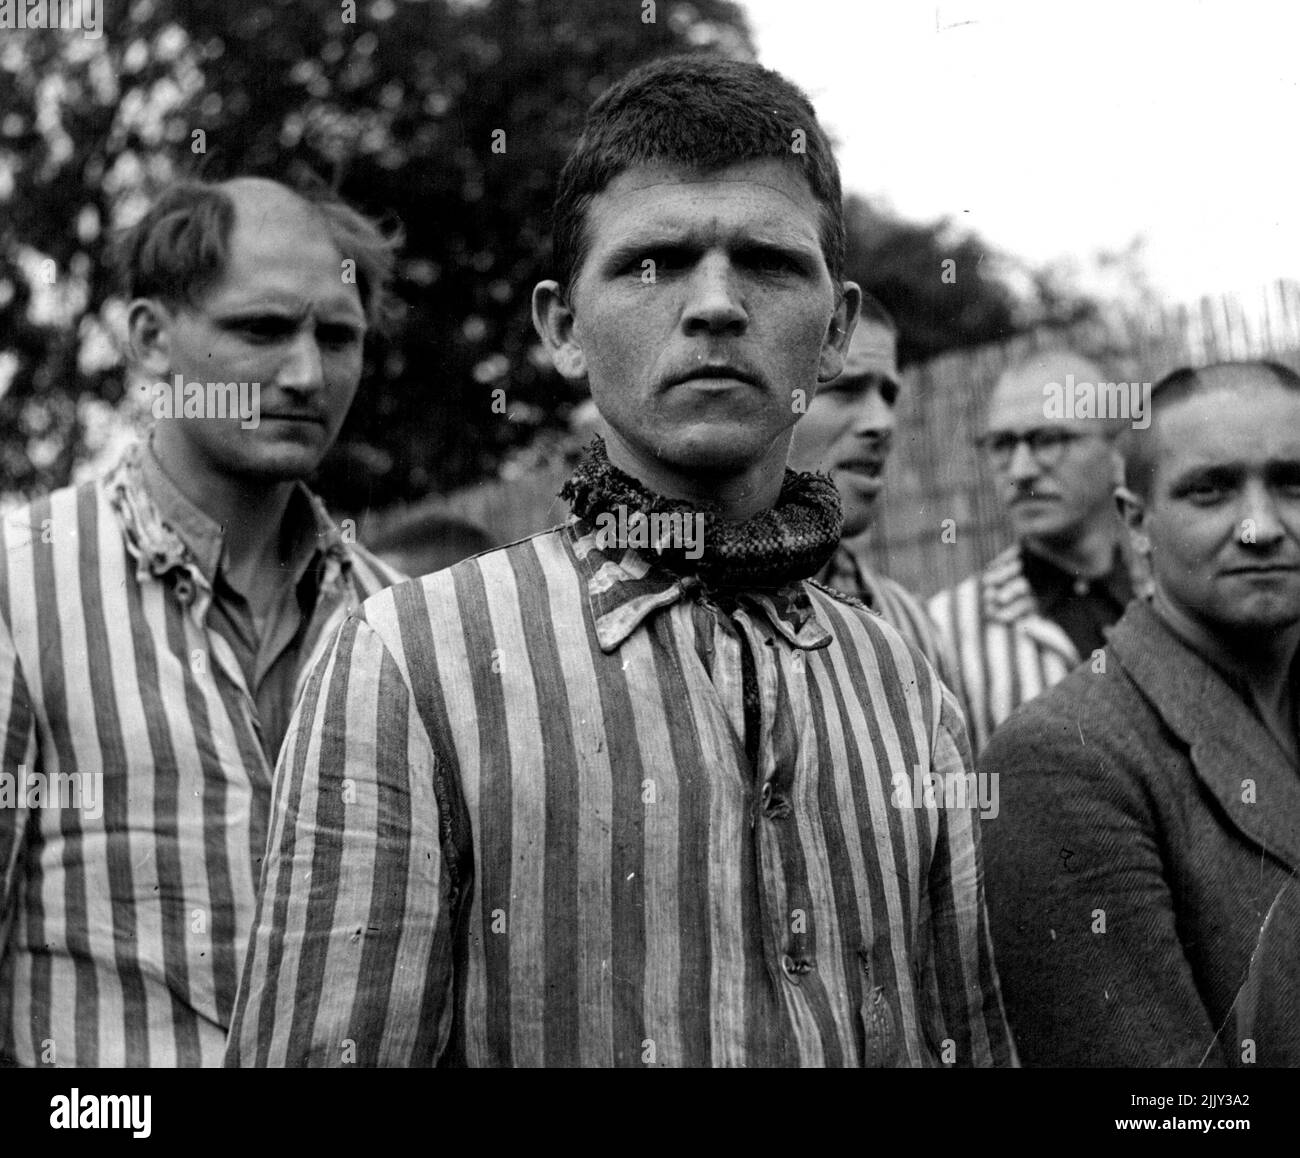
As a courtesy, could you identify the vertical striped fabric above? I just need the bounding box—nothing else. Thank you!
[227,519,1016,1067]
[926,546,1078,755]
[0,452,403,1067]
[817,543,971,728]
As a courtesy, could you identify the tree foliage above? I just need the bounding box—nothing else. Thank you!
[0,0,1096,511]
[845,194,1097,368]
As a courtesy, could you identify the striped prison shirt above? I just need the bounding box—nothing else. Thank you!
[926,545,1082,754]
[0,442,402,1066]
[227,517,1016,1067]
[817,542,971,728]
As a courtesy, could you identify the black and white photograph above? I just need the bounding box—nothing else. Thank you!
[0,0,1295,1140]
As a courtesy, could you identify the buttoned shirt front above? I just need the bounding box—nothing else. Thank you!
[227,516,1016,1068]
[138,440,338,762]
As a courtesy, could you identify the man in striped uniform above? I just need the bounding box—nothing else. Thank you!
[787,293,962,694]
[0,178,403,1065]
[928,349,1140,753]
[227,56,1015,1068]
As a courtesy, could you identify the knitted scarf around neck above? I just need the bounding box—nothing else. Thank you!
[560,436,842,590]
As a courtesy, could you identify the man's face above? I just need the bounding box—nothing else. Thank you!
[983,360,1118,544]
[557,158,853,484]
[147,186,368,483]
[1134,379,1300,637]
[787,320,899,537]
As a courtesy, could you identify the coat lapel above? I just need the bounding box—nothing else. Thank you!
[1110,599,1300,874]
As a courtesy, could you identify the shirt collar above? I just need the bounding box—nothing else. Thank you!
[137,437,227,582]
[817,543,881,611]
[980,544,1036,625]
[569,518,833,653]
[105,437,353,592]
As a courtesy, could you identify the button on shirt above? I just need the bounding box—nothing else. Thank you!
[226,518,1016,1067]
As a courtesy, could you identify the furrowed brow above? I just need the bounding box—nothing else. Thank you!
[598,235,695,272]
[1169,463,1245,492]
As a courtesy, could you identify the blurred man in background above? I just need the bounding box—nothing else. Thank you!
[0,176,402,1065]
[787,292,960,689]
[928,348,1137,752]
[982,360,1300,1065]
[227,55,1014,1068]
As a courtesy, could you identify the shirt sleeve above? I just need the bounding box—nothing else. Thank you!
[225,611,454,1067]
[924,586,981,752]
[0,612,37,960]
[915,604,978,751]
[979,707,1222,1066]
[919,677,1018,1067]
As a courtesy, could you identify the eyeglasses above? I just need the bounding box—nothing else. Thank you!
[975,427,1089,470]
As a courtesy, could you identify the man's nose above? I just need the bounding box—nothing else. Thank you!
[1238,480,1286,546]
[1006,438,1040,482]
[277,329,325,393]
[853,391,896,439]
[681,254,746,335]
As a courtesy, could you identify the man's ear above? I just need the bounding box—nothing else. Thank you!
[817,281,861,384]
[1115,485,1151,558]
[532,280,587,382]
[126,298,174,381]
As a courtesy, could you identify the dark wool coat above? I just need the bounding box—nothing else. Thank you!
[980,598,1300,1066]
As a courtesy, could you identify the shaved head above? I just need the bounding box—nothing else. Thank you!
[1122,360,1300,499]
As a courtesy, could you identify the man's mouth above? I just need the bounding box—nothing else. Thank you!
[1222,563,1300,575]
[666,365,760,388]
[836,458,886,479]
[260,412,326,424]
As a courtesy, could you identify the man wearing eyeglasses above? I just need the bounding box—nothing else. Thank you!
[981,359,1300,1066]
[928,348,1138,752]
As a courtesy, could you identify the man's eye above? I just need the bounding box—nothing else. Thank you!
[744,250,798,273]
[638,248,690,273]
[238,319,293,340]
[1184,483,1227,503]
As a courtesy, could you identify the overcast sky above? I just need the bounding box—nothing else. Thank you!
[742,0,1298,304]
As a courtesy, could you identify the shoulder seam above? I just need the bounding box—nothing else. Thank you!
[806,577,873,612]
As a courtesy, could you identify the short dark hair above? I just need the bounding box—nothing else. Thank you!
[1123,358,1300,497]
[551,54,845,294]
[110,177,402,331]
